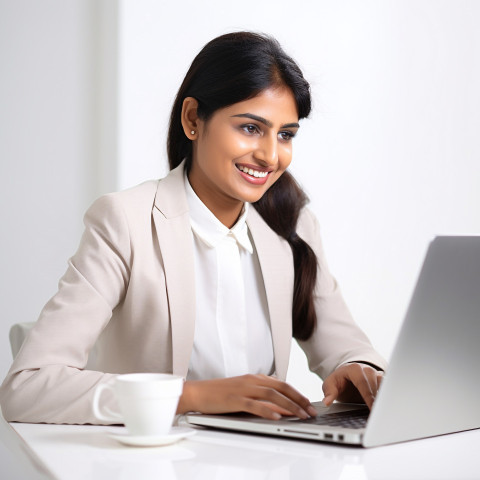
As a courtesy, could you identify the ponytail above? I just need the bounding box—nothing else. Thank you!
[253,172,317,340]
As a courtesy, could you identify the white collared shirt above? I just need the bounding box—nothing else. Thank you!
[184,174,274,380]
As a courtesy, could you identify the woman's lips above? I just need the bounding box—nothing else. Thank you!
[235,164,272,185]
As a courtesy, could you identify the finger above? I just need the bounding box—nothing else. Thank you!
[260,401,296,416]
[250,376,317,417]
[377,371,384,390]
[233,393,307,420]
[347,365,378,409]
[233,378,311,418]
[240,399,283,420]
[202,375,317,420]
[321,381,339,406]
[322,393,336,407]
[321,374,343,406]
[373,371,384,401]
[364,368,384,399]
[252,385,311,419]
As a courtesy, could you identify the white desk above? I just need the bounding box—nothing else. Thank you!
[3,420,480,480]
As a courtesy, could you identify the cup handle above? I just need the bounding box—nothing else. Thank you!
[92,383,123,423]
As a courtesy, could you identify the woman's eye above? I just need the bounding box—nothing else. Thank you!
[279,131,295,141]
[241,124,260,135]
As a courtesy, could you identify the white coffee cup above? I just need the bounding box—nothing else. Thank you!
[92,373,184,436]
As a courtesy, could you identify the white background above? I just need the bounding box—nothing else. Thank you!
[1,0,479,400]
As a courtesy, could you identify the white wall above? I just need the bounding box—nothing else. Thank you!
[1,0,479,401]
[0,0,103,377]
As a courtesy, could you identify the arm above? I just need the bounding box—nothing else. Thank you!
[0,194,131,424]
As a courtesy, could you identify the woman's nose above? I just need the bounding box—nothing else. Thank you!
[254,134,278,166]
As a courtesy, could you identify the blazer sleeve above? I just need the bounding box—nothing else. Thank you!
[0,193,132,424]
[296,208,388,379]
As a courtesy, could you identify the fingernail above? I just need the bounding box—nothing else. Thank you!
[272,412,282,420]
[299,408,309,419]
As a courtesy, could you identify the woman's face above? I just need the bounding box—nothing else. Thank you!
[186,86,299,226]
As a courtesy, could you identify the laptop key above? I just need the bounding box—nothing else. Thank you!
[292,409,369,429]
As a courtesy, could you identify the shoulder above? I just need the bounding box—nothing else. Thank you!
[89,180,159,215]
[83,180,160,239]
[296,206,321,244]
[83,163,187,239]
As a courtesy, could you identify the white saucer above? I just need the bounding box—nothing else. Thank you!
[108,427,196,447]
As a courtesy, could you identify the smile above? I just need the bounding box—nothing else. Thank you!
[236,165,269,178]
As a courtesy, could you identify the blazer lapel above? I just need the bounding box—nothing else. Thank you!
[152,163,196,378]
[247,208,294,380]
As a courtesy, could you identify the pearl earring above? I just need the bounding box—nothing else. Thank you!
[190,130,195,135]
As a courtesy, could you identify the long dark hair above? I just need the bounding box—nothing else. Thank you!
[167,32,317,340]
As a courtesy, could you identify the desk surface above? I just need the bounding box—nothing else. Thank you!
[4,420,480,480]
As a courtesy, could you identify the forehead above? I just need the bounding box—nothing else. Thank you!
[218,87,299,123]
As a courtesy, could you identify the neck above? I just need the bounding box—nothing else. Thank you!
[212,204,244,229]
[187,175,244,229]
[199,195,244,229]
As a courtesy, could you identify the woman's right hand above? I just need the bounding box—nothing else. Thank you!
[176,374,317,420]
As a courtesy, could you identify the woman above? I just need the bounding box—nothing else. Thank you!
[0,32,386,424]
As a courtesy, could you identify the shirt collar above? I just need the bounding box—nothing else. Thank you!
[184,173,253,254]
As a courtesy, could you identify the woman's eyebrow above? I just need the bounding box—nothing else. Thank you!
[231,113,299,129]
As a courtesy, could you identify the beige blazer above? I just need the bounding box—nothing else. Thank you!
[0,163,387,424]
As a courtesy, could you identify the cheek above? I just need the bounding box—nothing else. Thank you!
[224,133,254,156]
[204,129,251,163]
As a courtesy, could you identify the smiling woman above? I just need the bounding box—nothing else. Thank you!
[0,32,387,425]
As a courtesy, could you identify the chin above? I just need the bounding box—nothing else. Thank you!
[234,180,276,203]
[236,188,269,204]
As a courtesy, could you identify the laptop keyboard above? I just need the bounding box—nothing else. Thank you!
[292,409,369,429]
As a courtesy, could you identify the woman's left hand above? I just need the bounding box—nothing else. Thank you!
[321,363,383,410]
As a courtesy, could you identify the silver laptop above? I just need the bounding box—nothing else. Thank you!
[185,236,480,447]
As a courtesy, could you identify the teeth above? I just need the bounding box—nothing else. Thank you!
[238,166,268,178]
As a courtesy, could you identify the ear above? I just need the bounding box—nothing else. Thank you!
[181,97,200,140]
